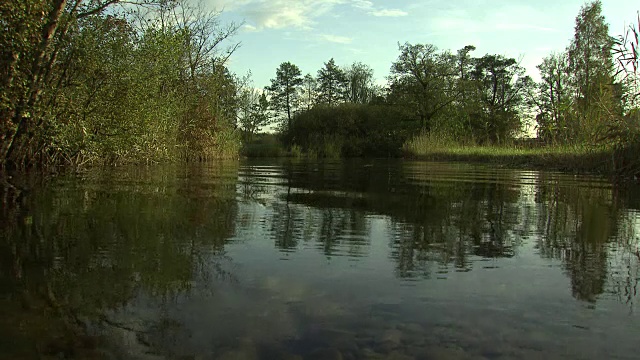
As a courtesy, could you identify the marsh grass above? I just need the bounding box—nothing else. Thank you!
[404,132,617,174]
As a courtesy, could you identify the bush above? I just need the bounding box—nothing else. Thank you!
[283,104,413,158]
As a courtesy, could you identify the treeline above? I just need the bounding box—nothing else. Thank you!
[1,0,242,168]
[258,1,639,163]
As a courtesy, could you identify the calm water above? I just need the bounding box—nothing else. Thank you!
[1,159,639,360]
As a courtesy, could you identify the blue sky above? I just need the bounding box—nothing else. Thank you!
[206,0,634,88]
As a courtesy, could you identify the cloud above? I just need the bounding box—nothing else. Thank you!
[370,9,408,17]
[319,34,353,44]
[242,24,258,32]
[211,0,408,31]
[350,0,407,17]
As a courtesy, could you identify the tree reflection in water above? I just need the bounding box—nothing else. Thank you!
[1,160,639,359]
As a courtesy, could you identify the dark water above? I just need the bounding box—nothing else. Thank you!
[1,159,639,360]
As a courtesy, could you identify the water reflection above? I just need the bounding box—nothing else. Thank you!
[1,160,639,359]
[0,164,239,358]
[249,160,637,305]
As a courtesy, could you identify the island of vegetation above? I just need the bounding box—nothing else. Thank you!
[1,0,639,177]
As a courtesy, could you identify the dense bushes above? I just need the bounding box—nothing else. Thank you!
[0,0,241,168]
[282,104,414,157]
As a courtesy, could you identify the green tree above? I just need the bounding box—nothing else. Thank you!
[266,62,303,131]
[0,0,163,166]
[238,88,271,140]
[0,0,242,167]
[301,73,317,111]
[471,55,533,143]
[535,52,574,143]
[316,58,348,106]
[389,43,458,131]
[345,62,375,104]
[567,0,619,141]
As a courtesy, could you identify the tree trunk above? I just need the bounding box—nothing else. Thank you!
[2,0,68,166]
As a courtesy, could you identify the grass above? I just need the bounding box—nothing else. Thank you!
[404,133,617,175]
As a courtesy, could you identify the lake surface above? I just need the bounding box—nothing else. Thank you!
[1,159,639,359]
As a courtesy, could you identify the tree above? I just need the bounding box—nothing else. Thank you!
[448,45,478,137]
[0,0,243,166]
[266,62,303,131]
[345,62,375,104]
[0,0,165,166]
[535,52,574,143]
[238,88,270,140]
[471,55,533,143]
[300,73,317,111]
[168,0,241,84]
[389,43,458,131]
[567,0,619,141]
[456,45,476,104]
[316,58,348,106]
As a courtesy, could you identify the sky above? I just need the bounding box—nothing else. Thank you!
[204,0,635,88]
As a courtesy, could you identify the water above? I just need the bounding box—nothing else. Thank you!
[1,159,639,359]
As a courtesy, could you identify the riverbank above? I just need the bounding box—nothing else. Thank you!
[402,144,625,176]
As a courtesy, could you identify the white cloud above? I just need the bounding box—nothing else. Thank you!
[370,9,408,17]
[319,34,353,44]
[242,24,258,32]
[349,0,407,17]
[210,0,408,31]
[351,0,374,10]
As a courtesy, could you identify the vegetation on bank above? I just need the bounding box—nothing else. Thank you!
[404,134,616,174]
[250,1,639,177]
[2,0,639,177]
[1,0,242,168]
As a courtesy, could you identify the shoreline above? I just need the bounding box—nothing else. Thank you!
[401,147,626,179]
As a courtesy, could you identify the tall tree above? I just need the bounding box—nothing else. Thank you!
[567,0,618,140]
[449,45,478,136]
[389,43,458,131]
[471,55,533,143]
[238,86,271,140]
[316,58,348,106]
[300,73,317,111]
[345,62,375,104]
[535,52,574,143]
[266,62,303,131]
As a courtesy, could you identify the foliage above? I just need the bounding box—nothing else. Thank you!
[388,43,458,132]
[265,61,303,132]
[300,73,317,111]
[237,84,272,141]
[240,133,285,158]
[283,104,413,157]
[567,0,620,143]
[345,62,376,104]
[316,58,349,106]
[470,54,533,144]
[535,52,574,143]
[0,0,242,168]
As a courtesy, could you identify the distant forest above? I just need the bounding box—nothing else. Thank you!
[1,0,638,168]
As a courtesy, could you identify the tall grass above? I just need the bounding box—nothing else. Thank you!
[404,132,618,174]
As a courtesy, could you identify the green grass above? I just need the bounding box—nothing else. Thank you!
[404,133,617,174]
